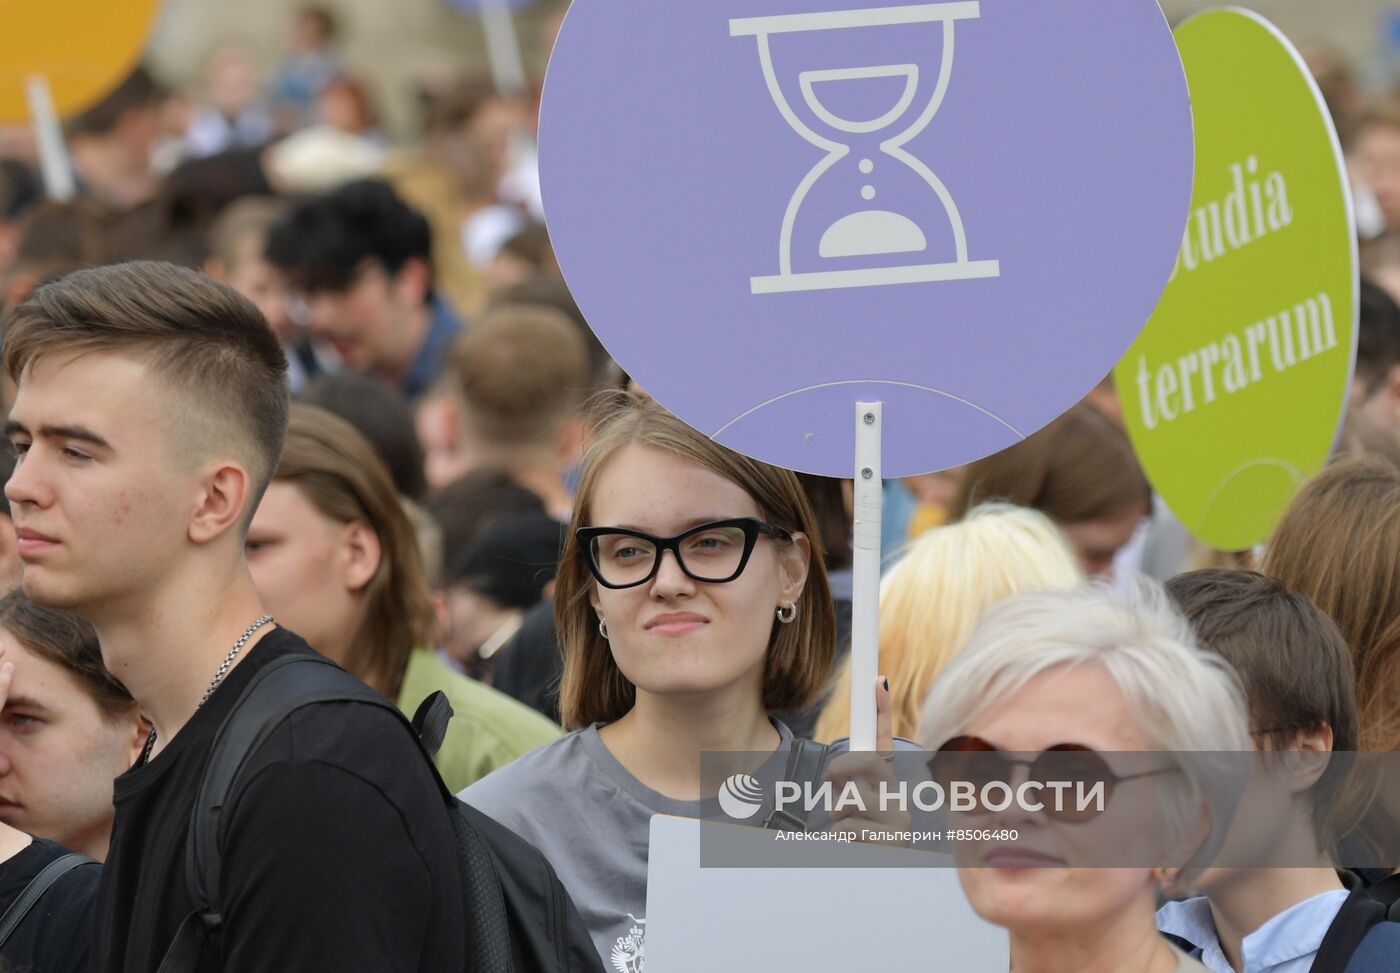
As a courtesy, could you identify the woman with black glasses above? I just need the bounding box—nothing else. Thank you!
[917,583,1249,973]
[461,392,893,967]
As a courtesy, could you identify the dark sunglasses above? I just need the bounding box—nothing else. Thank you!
[577,517,792,590]
[928,735,1178,824]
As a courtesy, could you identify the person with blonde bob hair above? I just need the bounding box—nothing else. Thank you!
[244,403,560,791]
[463,392,856,966]
[814,503,1081,743]
[918,582,1249,973]
[1263,456,1400,752]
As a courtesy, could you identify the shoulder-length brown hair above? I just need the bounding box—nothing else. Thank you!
[1263,457,1400,751]
[949,402,1151,524]
[557,393,835,730]
[273,403,436,696]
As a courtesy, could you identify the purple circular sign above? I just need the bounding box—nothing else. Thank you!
[541,0,1192,476]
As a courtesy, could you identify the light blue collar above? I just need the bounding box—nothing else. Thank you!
[1157,889,1349,973]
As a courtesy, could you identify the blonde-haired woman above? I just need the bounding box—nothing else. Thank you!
[814,503,1082,743]
[919,582,1245,973]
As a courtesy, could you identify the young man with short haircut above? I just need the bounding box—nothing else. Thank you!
[3,261,466,970]
[0,589,147,859]
[1160,569,1396,972]
[265,179,461,401]
[446,303,590,519]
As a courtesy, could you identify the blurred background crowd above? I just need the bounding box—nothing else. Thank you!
[0,0,1396,741]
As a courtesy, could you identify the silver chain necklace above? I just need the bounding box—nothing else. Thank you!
[139,614,274,764]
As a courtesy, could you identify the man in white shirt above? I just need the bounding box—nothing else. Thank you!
[1157,570,1377,973]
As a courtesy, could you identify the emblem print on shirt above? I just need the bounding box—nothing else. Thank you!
[610,915,646,973]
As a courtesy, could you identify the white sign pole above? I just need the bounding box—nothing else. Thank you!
[25,75,75,202]
[479,0,527,96]
[848,401,882,752]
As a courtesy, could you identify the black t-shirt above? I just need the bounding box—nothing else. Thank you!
[0,837,98,973]
[92,628,467,972]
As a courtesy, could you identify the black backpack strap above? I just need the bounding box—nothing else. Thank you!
[412,691,455,760]
[156,654,421,973]
[763,738,831,832]
[156,913,207,973]
[1311,872,1389,973]
[0,852,94,949]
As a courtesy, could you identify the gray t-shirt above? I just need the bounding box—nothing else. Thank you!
[460,722,795,971]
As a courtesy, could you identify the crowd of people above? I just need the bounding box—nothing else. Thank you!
[0,5,1395,972]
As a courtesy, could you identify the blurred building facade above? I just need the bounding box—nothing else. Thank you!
[145,0,1400,142]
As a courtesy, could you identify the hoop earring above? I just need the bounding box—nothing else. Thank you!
[776,601,797,624]
[598,618,609,639]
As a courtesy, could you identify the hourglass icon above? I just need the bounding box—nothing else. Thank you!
[730,2,1001,294]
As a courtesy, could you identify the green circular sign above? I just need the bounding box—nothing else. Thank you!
[1114,8,1357,551]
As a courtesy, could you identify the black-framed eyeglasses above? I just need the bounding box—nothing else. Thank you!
[929,735,1179,824]
[577,517,792,590]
